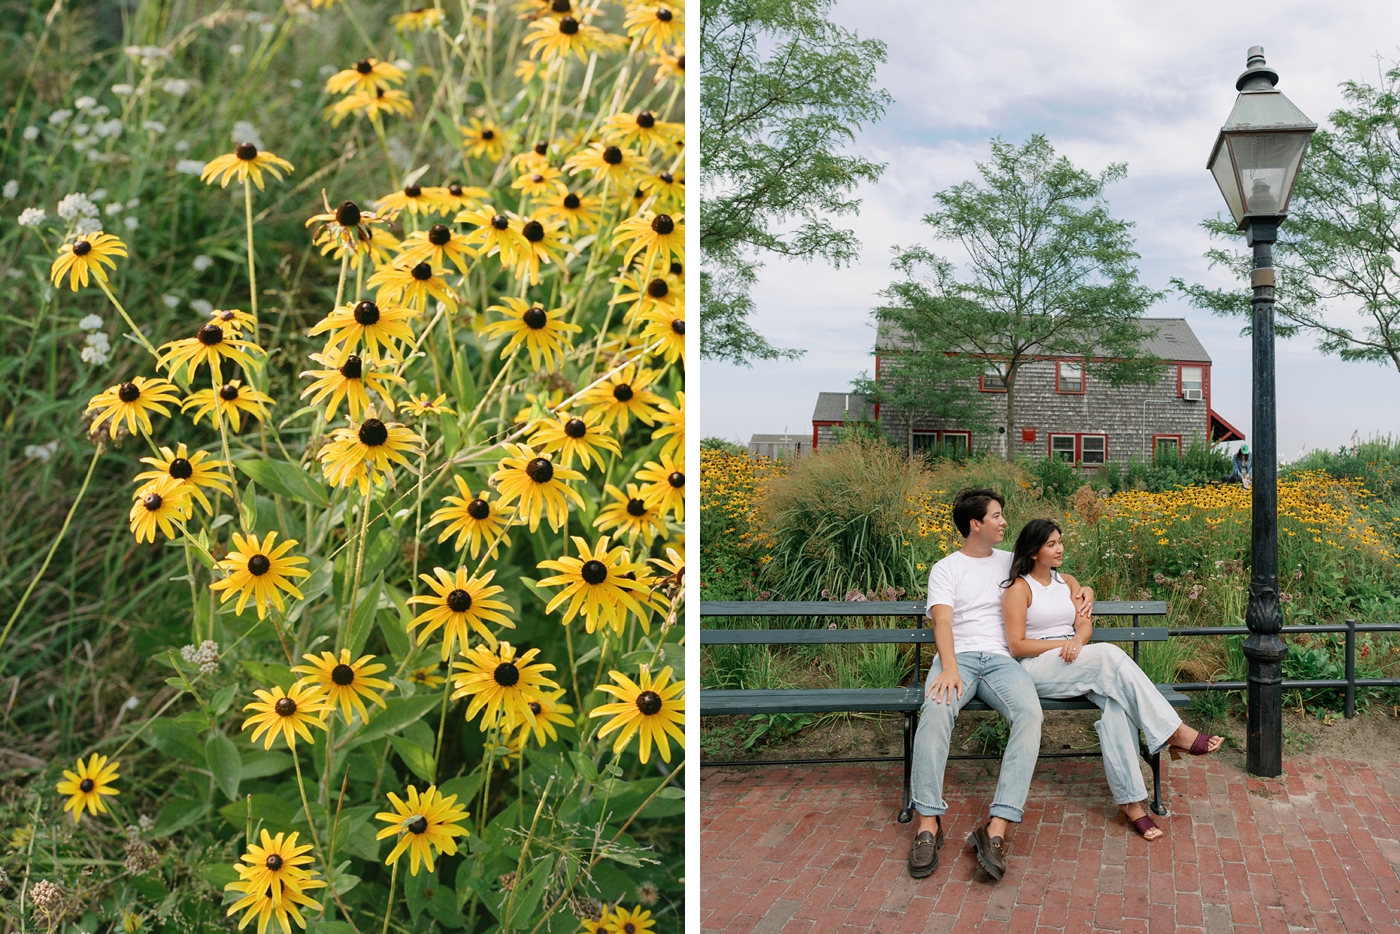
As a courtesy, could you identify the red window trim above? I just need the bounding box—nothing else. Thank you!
[1047,432,1107,466]
[979,371,1008,393]
[1055,360,1086,394]
[1177,364,1204,398]
[1152,434,1184,459]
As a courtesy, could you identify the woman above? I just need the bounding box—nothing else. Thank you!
[1001,518,1222,840]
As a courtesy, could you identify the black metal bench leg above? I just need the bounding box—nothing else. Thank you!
[1142,742,1167,816]
[898,711,915,823]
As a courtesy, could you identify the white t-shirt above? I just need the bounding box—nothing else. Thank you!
[925,548,1015,657]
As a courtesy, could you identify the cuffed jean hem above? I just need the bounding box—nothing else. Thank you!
[911,800,946,818]
[988,804,1024,822]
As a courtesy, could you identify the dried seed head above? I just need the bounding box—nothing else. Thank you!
[336,200,361,226]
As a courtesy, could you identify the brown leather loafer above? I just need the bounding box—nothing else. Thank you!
[968,823,1008,881]
[907,818,945,879]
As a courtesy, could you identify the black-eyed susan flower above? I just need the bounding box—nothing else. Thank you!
[367,260,458,312]
[320,225,403,270]
[460,118,507,161]
[395,224,475,274]
[651,391,683,460]
[510,140,553,173]
[326,87,416,126]
[511,165,567,200]
[210,531,312,619]
[624,2,682,53]
[241,682,332,750]
[605,905,657,934]
[524,15,609,64]
[480,297,581,371]
[612,211,683,274]
[490,443,585,532]
[50,232,127,291]
[603,111,681,152]
[565,142,642,189]
[201,142,295,190]
[579,363,663,432]
[305,196,388,254]
[201,306,260,337]
[456,205,526,265]
[638,168,684,212]
[651,46,683,85]
[636,452,685,522]
[326,58,406,95]
[389,7,444,31]
[374,184,451,220]
[317,412,421,495]
[537,535,648,635]
[308,301,417,364]
[409,665,445,689]
[610,268,678,324]
[292,650,392,724]
[299,352,404,422]
[406,566,514,658]
[182,380,275,433]
[224,829,325,934]
[156,323,263,383]
[594,482,665,546]
[450,641,559,733]
[639,304,685,365]
[86,376,181,438]
[56,753,120,823]
[129,475,194,543]
[133,443,232,514]
[528,410,619,469]
[513,689,573,747]
[438,181,490,212]
[541,188,601,235]
[400,392,453,417]
[374,785,470,876]
[511,215,568,285]
[425,477,515,559]
[590,666,684,764]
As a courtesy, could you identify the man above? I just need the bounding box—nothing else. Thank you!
[906,488,1092,882]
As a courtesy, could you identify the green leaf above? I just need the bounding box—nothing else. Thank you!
[427,884,466,928]
[239,750,293,779]
[307,923,356,934]
[440,411,461,458]
[240,481,258,530]
[361,526,399,582]
[656,785,685,799]
[346,575,384,659]
[404,865,436,920]
[241,660,297,691]
[219,793,298,834]
[437,774,482,808]
[503,856,553,926]
[203,863,241,889]
[144,719,204,761]
[568,753,600,783]
[288,559,334,624]
[347,694,442,748]
[205,733,242,802]
[211,683,238,715]
[153,798,210,837]
[381,586,414,660]
[235,457,330,507]
[517,576,553,608]
[387,734,437,783]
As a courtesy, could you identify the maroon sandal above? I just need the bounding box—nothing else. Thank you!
[1120,811,1163,840]
[1168,730,1221,760]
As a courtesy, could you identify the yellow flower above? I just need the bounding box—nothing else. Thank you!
[604,906,657,934]
[425,477,516,559]
[318,412,421,494]
[292,650,392,724]
[367,260,458,312]
[639,303,685,365]
[241,682,332,750]
[611,211,683,275]
[638,167,684,212]
[456,205,527,265]
[511,165,568,200]
[537,535,649,635]
[56,753,120,823]
[450,641,560,733]
[200,142,294,190]
[325,58,405,95]
[181,380,275,433]
[86,376,181,438]
[528,410,619,470]
[593,483,666,547]
[326,88,416,125]
[636,451,685,521]
[603,110,681,152]
[489,443,586,532]
[651,391,684,461]
[156,323,263,384]
[374,785,470,876]
[210,531,312,619]
[565,141,643,189]
[394,223,475,274]
[299,352,404,422]
[374,183,453,220]
[510,214,569,285]
[409,666,445,689]
[50,232,126,291]
[129,475,194,543]
[541,188,601,235]
[401,392,454,416]
[624,2,682,53]
[133,443,232,515]
[200,306,260,337]
[307,301,418,364]
[512,689,574,747]
[524,15,610,64]
[224,830,325,934]
[389,7,444,32]
[481,297,581,372]
[460,117,507,161]
[579,363,663,433]
[590,666,684,764]
[406,566,515,658]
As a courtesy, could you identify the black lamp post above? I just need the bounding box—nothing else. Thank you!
[1206,47,1316,777]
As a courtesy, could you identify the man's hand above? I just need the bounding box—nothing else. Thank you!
[1059,636,1087,663]
[927,667,964,705]
[1074,585,1095,621]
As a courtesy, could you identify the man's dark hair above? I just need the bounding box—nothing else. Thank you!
[951,487,1005,538]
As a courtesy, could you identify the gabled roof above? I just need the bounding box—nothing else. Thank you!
[875,317,1211,363]
[813,392,876,422]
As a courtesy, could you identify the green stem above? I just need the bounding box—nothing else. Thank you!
[380,859,398,934]
[340,487,373,651]
[503,775,554,931]
[96,278,161,360]
[244,175,258,320]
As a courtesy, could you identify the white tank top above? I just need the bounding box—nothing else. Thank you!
[1022,571,1077,640]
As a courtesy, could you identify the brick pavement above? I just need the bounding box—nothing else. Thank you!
[700,756,1400,933]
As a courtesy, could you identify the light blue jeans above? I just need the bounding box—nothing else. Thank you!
[909,652,1043,822]
[1018,643,1182,805]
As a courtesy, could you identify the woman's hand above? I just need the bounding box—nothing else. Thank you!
[1059,636,1087,663]
[927,667,964,704]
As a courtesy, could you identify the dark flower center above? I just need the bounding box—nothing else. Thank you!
[491,214,510,230]
[580,560,608,585]
[627,498,647,517]
[534,141,548,155]
[525,457,554,483]
[331,664,356,686]
[522,306,548,329]
[198,323,224,346]
[235,142,258,160]
[637,111,656,129]
[467,498,491,520]
[448,183,464,197]
[274,697,297,716]
[612,383,634,402]
[670,261,683,276]
[668,471,684,488]
[405,184,422,198]
[446,589,473,612]
[73,240,92,256]
[340,354,363,379]
[659,171,673,184]
[219,383,240,401]
[480,128,495,140]
[143,493,162,512]
[169,457,193,479]
[528,701,542,715]
[559,16,579,35]
[359,418,389,446]
[408,816,429,834]
[564,418,587,439]
[428,224,451,245]
[551,0,571,10]
[676,55,684,70]
[493,662,520,687]
[80,778,95,792]
[624,925,637,934]
[671,318,684,335]
[647,278,669,298]
[633,187,645,200]
[602,145,622,165]
[356,59,374,74]
[220,309,237,321]
[336,200,361,226]
[266,853,284,870]
[657,6,672,20]
[353,301,380,325]
[118,381,141,403]
[563,193,580,209]
[530,173,544,184]
[248,554,272,575]
[522,220,544,243]
[411,262,433,281]
[651,214,675,235]
[636,691,663,716]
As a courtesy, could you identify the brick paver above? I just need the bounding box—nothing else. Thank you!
[700,757,1400,933]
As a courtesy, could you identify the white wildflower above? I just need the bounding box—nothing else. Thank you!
[56,193,98,220]
[289,78,302,89]
[78,314,104,331]
[90,105,110,119]
[181,640,220,674]
[259,21,275,34]
[137,813,154,832]
[126,197,140,208]
[90,189,107,203]
[162,294,180,309]
[191,256,214,272]
[124,215,139,231]
[105,201,124,215]
[94,119,123,139]
[175,159,206,175]
[190,298,214,314]
[244,10,266,22]
[111,83,135,96]
[162,78,191,97]
[85,332,111,354]
[73,123,90,137]
[22,126,39,141]
[231,121,262,149]
[18,207,46,228]
[2,180,17,199]
[318,65,337,77]
[394,59,412,72]
[74,96,97,111]
[142,120,166,134]
[80,343,109,365]
[48,109,72,125]
[24,440,59,462]
[75,217,103,235]
[228,43,245,55]
[173,139,190,152]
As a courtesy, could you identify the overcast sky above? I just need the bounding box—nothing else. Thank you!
[700,0,1400,458]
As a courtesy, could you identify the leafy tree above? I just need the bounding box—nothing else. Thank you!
[700,0,890,364]
[1174,64,1400,374]
[872,135,1163,460]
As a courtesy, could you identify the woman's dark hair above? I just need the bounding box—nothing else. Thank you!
[951,488,1005,537]
[1005,518,1062,588]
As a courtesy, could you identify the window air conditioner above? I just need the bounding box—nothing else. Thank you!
[1183,388,1203,401]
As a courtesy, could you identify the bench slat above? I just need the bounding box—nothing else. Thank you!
[700,683,1190,716]
[700,600,1167,618]
[701,627,1169,645]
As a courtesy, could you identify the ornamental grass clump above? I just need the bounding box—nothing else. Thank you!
[1,0,684,929]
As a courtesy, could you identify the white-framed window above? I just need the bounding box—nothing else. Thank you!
[912,431,939,452]
[1050,434,1077,462]
[1056,360,1084,393]
[941,432,970,456]
[1180,366,1203,396]
[980,365,1007,392]
[1154,435,1181,461]
[1080,434,1106,466]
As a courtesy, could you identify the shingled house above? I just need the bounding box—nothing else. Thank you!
[811,317,1244,465]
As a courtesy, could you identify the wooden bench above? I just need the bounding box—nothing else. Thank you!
[700,600,1190,821]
